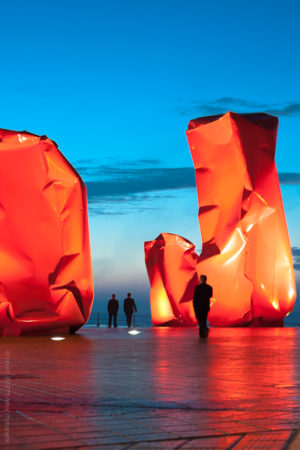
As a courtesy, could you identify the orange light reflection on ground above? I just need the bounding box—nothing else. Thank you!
[205,328,297,428]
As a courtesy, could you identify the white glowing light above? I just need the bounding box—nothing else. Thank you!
[176,236,192,249]
[224,229,246,266]
[51,336,66,341]
[128,330,141,335]
[261,283,265,290]
[236,227,246,242]
[222,234,236,254]
[18,134,27,143]
[288,287,295,300]
[259,206,276,221]
[272,299,279,311]
[246,223,254,232]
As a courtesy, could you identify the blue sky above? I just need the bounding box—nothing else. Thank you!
[1,0,300,314]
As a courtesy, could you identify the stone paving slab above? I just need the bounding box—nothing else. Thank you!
[0,327,300,448]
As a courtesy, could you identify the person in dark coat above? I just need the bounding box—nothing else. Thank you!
[107,294,119,328]
[123,293,137,328]
[193,274,213,338]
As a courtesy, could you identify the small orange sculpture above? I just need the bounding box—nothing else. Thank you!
[0,129,93,336]
[145,233,198,326]
[145,112,296,326]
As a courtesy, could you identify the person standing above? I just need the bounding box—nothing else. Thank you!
[107,294,119,328]
[193,274,213,338]
[123,293,137,328]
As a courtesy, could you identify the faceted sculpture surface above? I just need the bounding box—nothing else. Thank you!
[0,129,94,336]
[145,233,198,326]
[145,112,296,326]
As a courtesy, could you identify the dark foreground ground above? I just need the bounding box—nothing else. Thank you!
[1,328,300,449]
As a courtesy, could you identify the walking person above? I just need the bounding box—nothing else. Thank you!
[123,293,137,328]
[107,294,119,328]
[193,274,213,338]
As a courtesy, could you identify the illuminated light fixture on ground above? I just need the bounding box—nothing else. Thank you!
[145,112,296,327]
[128,330,141,335]
[0,129,94,336]
[50,337,66,341]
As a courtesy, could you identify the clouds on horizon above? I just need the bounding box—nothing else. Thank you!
[88,192,175,216]
[84,166,194,214]
[176,97,300,118]
[85,167,195,198]
[292,247,300,271]
[278,173,300,184]
[76,158,162,179]
[81,164,300,197]
[78,162,300,215]
[82,159,300,272]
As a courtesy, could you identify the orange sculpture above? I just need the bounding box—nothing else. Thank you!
[145,233,198,326]
[0,129,93,336]
[145,112,296,326]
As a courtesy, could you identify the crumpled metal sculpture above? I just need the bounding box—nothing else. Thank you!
[145,112,296,326]
[145,233,198,326]
[0,129,93,336]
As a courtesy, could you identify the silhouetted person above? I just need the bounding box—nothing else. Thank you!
[124,293,137,328]
[107,294,119,328]
[193,274,213,338]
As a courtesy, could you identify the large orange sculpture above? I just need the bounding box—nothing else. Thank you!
[0,129,93,336]
[145,112,296,326]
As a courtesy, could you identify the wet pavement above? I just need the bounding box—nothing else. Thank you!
[1,327,300,449]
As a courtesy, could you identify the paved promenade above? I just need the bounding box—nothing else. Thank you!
[1,327,300,449]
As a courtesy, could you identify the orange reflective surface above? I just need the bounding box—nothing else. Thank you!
[145,112,296,326]
[0,328,298,447]
[145,233,198,326]
[150,328,298,442]
[0,129,93,336]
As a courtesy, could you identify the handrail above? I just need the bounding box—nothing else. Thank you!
[86,312,300,328]
[86,312,152,327]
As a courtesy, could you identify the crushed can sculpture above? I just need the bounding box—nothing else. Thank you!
[145,112,296,326]
[0,129,94,336]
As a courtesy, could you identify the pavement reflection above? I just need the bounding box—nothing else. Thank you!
[0,328,299,448]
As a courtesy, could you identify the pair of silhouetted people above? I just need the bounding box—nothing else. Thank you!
[193,274,213,338]
[107,293,137,328]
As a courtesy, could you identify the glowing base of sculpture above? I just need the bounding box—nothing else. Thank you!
[145,113,296,327]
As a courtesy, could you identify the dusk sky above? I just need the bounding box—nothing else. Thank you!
[1,0,300,315]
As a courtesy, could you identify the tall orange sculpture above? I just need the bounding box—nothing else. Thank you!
[0,129,93,336]
[145,112,296,326]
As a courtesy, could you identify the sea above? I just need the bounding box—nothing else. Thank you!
[85,312,300,328]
